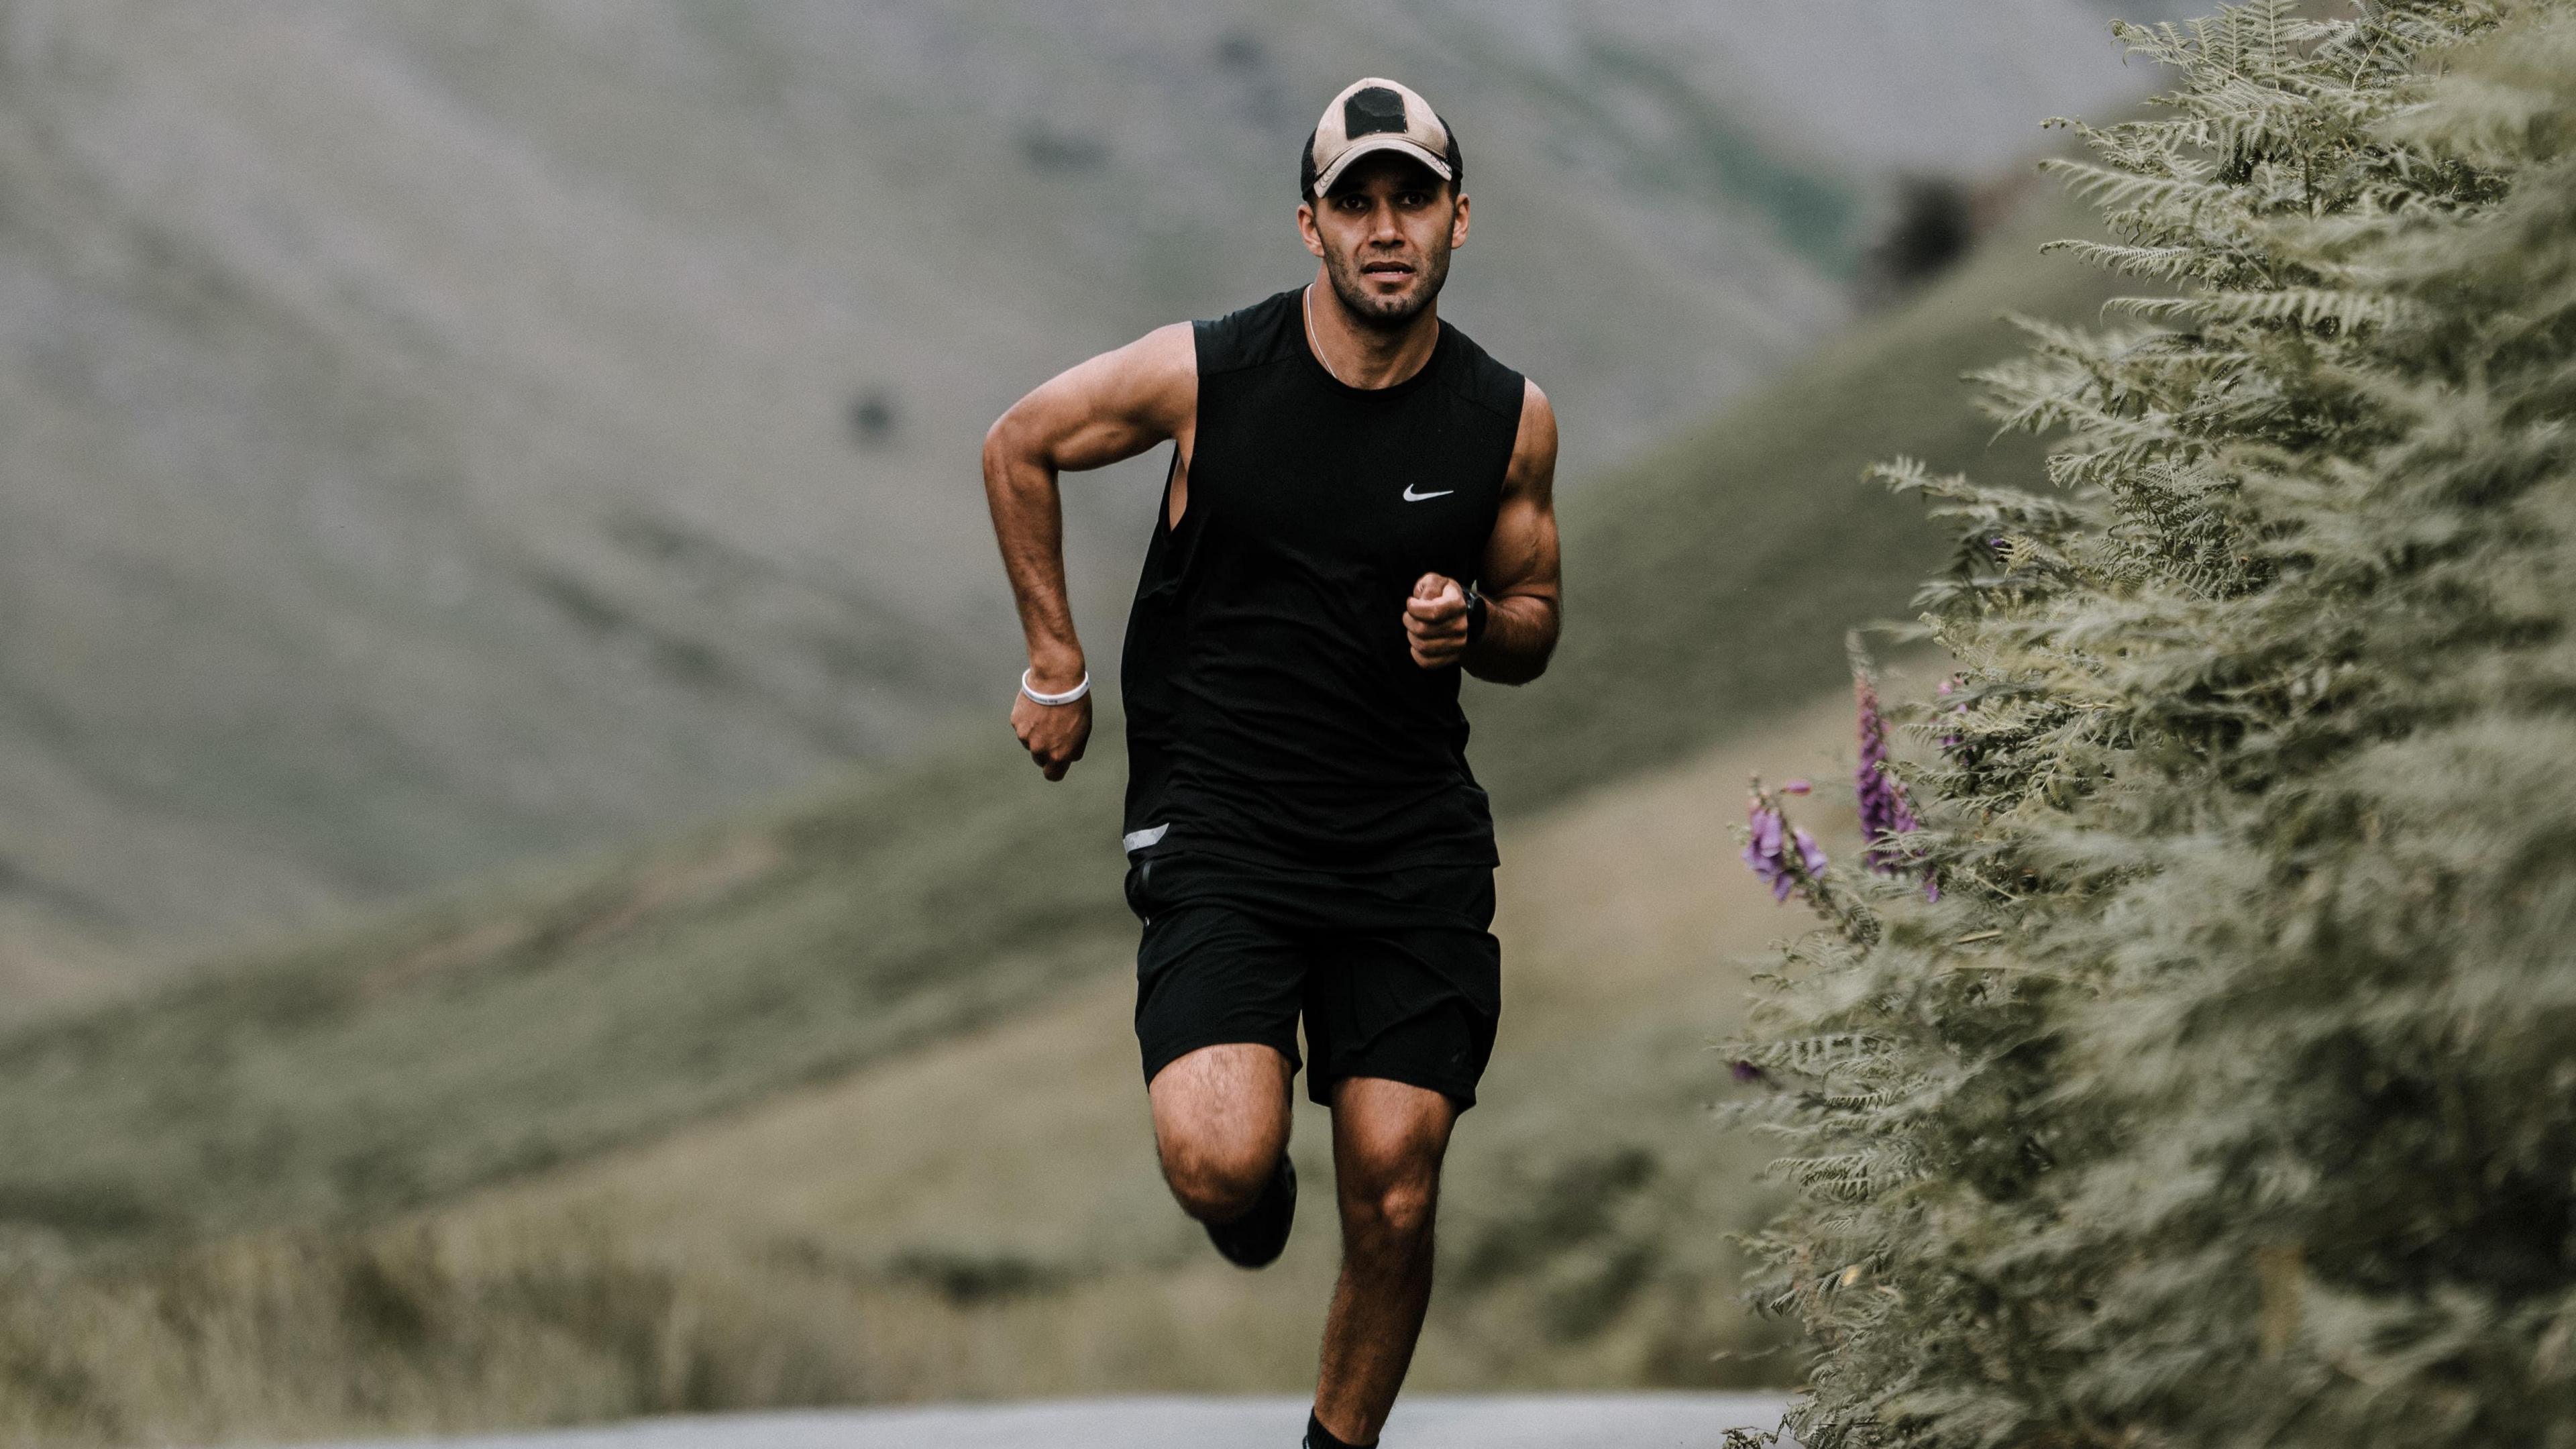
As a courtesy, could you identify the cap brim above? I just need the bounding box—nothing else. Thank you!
[1311,136,1454,197]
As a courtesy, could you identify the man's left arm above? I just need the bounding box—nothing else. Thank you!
[1405,379,1560,683]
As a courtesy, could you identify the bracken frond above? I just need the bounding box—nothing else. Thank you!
[1721,5,2576,1448]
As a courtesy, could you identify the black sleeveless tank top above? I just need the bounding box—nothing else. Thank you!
[1120,287,1527,873]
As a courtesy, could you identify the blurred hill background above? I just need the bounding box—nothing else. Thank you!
[0,0,2168,1007]
[0,3,2194,1443]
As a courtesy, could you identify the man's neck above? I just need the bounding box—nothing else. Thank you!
[1303,276,1438,390]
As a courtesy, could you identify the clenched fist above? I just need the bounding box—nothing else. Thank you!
[1404,573,1470,669]
[1012,667,1092,781]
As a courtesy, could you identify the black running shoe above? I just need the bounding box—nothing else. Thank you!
[1206,1154,1297,1269]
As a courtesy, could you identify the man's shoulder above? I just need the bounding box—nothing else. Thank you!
[1193,288,1305,378]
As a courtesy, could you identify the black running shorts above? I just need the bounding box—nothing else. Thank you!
[1126,849,1503,1111]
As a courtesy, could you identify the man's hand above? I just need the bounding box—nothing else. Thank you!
[1405,573,1470,669]
[1012,665,1093,781]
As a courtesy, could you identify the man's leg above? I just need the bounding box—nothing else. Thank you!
[1311,1076,1458,1446]
[1148,1042,1293,1222]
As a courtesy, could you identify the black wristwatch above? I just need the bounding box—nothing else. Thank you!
[1464,584,1491,648]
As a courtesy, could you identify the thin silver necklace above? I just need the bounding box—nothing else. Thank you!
[1303,283,1357,388]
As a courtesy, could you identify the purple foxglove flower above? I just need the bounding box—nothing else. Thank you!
[1746,790,1831,903]
[1855,675,1918,867]
[1743,800,1797,901]
[1856,672,1939,901]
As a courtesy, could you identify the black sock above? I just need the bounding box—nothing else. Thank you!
[1306,1409,1375,1449]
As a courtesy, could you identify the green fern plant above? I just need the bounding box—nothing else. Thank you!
[1725,4,2576,1445]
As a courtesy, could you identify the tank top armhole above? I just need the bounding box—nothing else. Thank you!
[1156,444,1185,535]
[1193,290,1303,378]
[1438,323,1528,427]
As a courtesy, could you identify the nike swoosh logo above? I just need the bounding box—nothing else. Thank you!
[1401,484,1454,502]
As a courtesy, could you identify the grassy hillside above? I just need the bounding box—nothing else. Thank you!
[0,743,1128,1239]
[0,0,2157,995]
[0,195,2116,1252]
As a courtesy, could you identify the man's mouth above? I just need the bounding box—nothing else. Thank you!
[1359,260,1415,282]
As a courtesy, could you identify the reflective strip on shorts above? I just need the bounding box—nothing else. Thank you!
[1122,824,1169,854]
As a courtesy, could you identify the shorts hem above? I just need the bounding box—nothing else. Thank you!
[1307,1066,1481,1114]
[1140,1031,1303,1090]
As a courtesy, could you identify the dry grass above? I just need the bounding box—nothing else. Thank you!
[2,1228,888,1446]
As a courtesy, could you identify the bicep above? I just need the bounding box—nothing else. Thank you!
[1481,380,1560,597]
[997,323,1195,474]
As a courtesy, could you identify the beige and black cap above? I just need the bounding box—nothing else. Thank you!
[1299,77,1463,199]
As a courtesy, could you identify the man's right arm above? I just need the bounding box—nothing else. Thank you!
[981,322,1196,780]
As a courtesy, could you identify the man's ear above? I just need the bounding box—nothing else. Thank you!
[1449,192,1470,250]
[1297,199,1325,259]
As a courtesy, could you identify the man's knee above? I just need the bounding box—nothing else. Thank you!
[1335,1134,1445,1249]
[1329,1077,1455,1250]
[1160,1133,1278,1222]
[1340,1168,1438,1248]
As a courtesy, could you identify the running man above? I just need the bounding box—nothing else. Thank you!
[980,78,1559,1449]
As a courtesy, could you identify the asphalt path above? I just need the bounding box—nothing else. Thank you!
[281,1394,1794,1448]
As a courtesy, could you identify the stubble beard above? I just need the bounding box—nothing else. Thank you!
[1322,237,1452,332]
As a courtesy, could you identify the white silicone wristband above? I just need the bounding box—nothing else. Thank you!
[1020,667,1091,706]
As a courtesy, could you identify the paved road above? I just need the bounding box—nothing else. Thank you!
[286,1395,1793,1448]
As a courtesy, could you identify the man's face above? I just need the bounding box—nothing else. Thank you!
[1298,154,1469,329]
